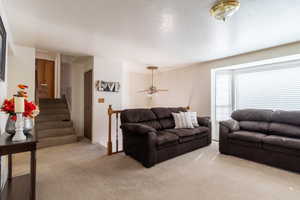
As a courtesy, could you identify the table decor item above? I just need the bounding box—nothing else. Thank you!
[5,117,33,134]
[1,84,39,139]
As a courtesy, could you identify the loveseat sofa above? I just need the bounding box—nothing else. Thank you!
[220,109,300,172]
[120,107,211,167]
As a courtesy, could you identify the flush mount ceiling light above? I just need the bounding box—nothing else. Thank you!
[210,0,240,21]
[138,66,168,97]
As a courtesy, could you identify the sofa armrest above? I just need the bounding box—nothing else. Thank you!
[219,119,239,154]
[219,119,240,132]
[121,123,157,167]
[120,123,157,135]
[197,116,210,127]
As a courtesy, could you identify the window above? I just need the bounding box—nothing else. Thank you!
[212,58,300,141]
[213,71,233,140]
[215,71,233,121]
[235,65,300,111]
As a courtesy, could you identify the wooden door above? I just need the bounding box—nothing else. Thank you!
[84,70,93,140]
[36,59,55,99]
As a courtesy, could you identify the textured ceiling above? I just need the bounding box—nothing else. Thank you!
[4,0,300,67]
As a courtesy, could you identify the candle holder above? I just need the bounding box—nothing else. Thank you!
[12,113,26,141]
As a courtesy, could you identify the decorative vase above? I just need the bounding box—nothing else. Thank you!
[5,116,34,135]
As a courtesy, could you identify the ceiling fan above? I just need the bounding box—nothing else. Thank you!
[138,66,168,96]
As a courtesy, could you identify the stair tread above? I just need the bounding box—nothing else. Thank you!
[37,134,77,149]
[40,108,68,111]
[38,127,74,133]
[36,121,73,129]
[39,104,67,108]
[36,114,70,122]
[39,109,69,115]
[38,127,75,138]
[39,133,76,139]
[36,120,72,124]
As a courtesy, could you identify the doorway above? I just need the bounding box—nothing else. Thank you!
[36,59,55,99]
[84,70,93,140]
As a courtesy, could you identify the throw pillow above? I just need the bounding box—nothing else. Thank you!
[172,112,194,129]
[186,112,199,128]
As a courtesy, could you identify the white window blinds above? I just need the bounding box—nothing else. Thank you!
[215,71,233,121]
[235,65,300,111]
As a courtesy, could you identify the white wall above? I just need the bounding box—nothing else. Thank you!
[92,57,123,146]
[122,65,151,109]
[0,0,15,189]
[152,42,300,116]
[60,62,72,109]
[63,56,93,137]
[35,51,56,61]
[92,59,152,147]
[7,45,35,100]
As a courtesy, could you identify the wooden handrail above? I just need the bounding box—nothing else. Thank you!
[107,105,190,155]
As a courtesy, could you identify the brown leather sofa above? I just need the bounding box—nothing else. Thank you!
[120,107,211,167]
[219,109,300,172]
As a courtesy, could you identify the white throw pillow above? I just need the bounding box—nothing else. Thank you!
[172,113,181,128]
[172,112,194,129]
[186,112,199,127]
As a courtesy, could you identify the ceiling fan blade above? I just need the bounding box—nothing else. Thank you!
[137,90,149,93]
[157,89,169,92]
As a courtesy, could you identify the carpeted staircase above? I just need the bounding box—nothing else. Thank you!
[36,98,77,149]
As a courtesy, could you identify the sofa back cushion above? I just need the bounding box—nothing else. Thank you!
[269,123,300,138]
[271,110,300,126]
[231,109,273,122]
[239,121,269,133]
[121,109,161,130]
[151,107,187,129]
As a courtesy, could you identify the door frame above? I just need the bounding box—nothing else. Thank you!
[84,69,93,141]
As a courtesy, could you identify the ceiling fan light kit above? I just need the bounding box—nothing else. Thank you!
[210,0,240,21]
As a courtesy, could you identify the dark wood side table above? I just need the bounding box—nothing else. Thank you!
[0,132,37,200]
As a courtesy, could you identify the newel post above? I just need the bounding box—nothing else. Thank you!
[107,105,113,155]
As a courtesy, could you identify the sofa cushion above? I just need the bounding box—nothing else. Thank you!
[156,131,179,148]
[159,118,175,129]
[239,121,269,133]
[121,109,157,123]
[151,107,187,129]
[140,121,161,130]
[165,127,208,143]
[228,131,267,143]
[121,109,161,130]
[166,127,208,137]
[120,123,157,135]
[272,110,300,126]
[262,135,300,151]
[231,109,273,122]
[269,123,300,139]
[151,107,187,119]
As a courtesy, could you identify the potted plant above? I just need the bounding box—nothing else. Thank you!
[1,84,40,134]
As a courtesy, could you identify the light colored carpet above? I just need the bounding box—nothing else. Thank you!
[13,141,300,200]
